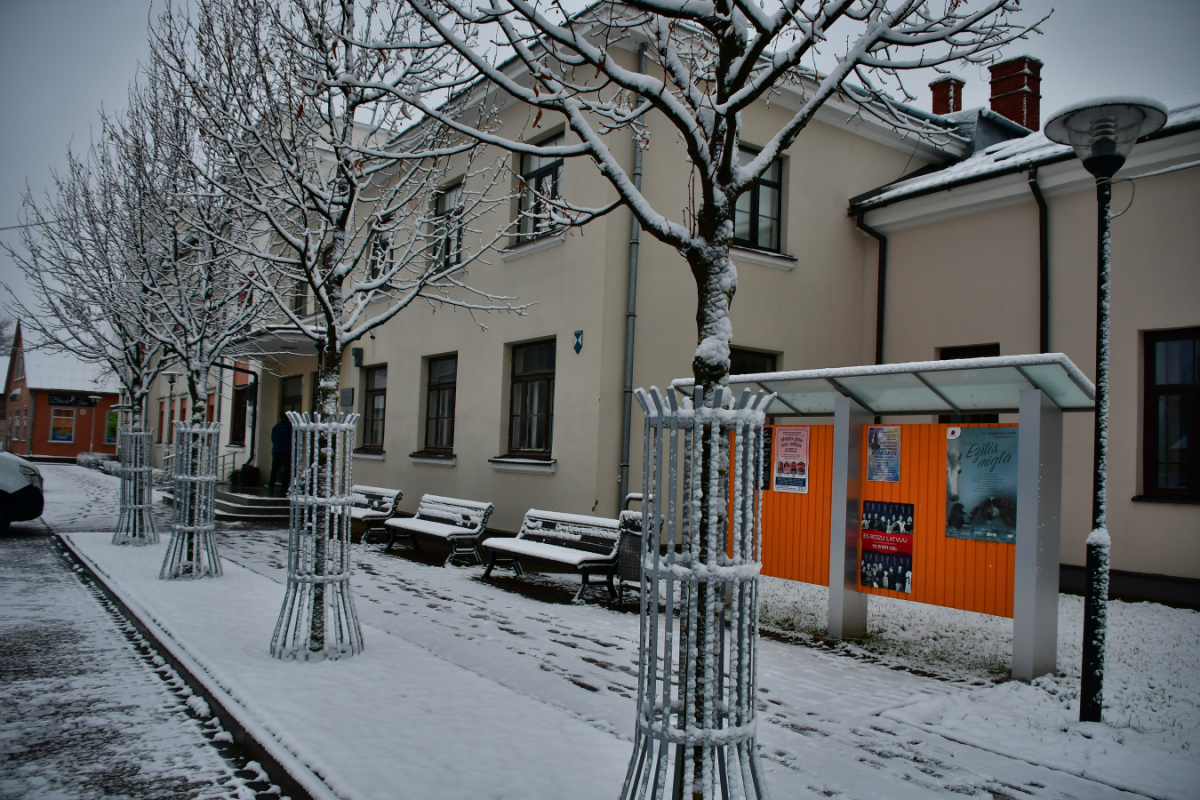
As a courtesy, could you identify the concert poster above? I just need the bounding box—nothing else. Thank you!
[772,426,810,494]
[859,500,914,594]
[945,426,1019,544]
[866,425,901,482]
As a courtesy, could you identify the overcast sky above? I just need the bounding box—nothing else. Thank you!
[1,0,1198,307]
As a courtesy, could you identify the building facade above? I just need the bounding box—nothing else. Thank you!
[4,323,120,461]
[154,51,1198,596]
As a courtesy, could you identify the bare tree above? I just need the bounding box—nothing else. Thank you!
[152,0,524,658]
[3,125,174,546]
[359,1,1044,795]
[153,0,522,418]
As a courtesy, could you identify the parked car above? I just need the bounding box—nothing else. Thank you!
[0,451,44,532]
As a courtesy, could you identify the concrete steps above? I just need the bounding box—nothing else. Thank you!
[162,487,290,522]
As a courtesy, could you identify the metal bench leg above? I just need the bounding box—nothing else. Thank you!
[573,572,590,604]
[606,569,618,602]
[483,553,498,579]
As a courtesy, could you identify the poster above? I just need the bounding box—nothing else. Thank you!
[945,426,1019,543]
[772,427,809,493]
[759,426,773,490]
[867,425,901,482]
[105,411,119,445]
[860,500,914,593]
[49,409,74,443]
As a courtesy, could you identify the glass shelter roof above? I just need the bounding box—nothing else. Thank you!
[671,353,1095,417]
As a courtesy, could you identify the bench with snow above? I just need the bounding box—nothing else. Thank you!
[481,510,629,603]
[347,485,403,541]
[383,494,495,566]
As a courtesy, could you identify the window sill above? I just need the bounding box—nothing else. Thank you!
[488,456,556,475]
[224,445,246,451]
[502,234,565,261]
[1132,494,1200,506]
[409,452,456,468]
[731,246,796,271]
[353,450,385,461]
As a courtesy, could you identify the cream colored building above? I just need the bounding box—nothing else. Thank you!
[155,52,1198,601]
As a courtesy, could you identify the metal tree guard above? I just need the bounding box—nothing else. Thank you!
[160,421,222,579]
[113,427,158,545]
[270,412,363,662]
[621,386,775,800]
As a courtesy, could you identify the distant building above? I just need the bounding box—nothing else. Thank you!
[4,323,120,461]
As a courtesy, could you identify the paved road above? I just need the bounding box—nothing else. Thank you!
[0,525,277,800]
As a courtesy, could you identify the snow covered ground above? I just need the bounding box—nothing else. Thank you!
[39,465,1200,799]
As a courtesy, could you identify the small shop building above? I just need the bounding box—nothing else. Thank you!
[4,323,120,462]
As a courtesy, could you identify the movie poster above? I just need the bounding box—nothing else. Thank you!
[867,425,901,482]
[859,500,914,593]
[945,426,1019,543]
[772,427,810,493]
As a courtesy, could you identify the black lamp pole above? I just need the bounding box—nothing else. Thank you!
[1045,97,1167,724]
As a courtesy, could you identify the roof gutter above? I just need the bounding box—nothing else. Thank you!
[855,213,888,366]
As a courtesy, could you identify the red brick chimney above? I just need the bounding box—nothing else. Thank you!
[930,75,965,115]
[989,56,1042,131]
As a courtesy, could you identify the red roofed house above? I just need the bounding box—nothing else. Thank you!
[3,323,120,462]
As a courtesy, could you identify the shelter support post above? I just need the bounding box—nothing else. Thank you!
[1013,389,1063,681]
[828,395,869,639]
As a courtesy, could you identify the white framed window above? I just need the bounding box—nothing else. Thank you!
[49,408,75,443]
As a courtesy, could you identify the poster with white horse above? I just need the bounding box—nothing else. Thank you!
[945,426,1019,543]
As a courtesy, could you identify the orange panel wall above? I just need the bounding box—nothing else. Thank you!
[857,423,1016,618]
[759,425,833,587]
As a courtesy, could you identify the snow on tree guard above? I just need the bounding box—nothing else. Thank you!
[271,412,363,662]
[160,422,222,578]
[622,387,774,800]
[113,427,158,545]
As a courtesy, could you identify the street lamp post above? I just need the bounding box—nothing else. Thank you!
[1045,96,1167,724]
[87,395,102,453]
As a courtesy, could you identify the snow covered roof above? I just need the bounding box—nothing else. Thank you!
[850,96,1200,212]
[671,353,1094,417]
[18,350,119,394]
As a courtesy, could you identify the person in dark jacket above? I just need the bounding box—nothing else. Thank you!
[268,416,293,492]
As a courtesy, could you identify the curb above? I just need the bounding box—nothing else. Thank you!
[54,531,340,800]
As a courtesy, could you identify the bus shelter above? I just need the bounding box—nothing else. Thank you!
[672,353,1095,681]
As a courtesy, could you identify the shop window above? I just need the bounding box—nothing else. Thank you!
[436,183,465,267]
[938,343,1000,424]
[1144,327,1199,500]
[518,134,563,242]
[229,387,248,446]
[105,411,119,445]
[49,408,75,443]
[509,340,555,456]
[279,375,303,417]
[733,148,783,252]
[730,347,777,376]
[424,355,457,452]
[362,366,387,449]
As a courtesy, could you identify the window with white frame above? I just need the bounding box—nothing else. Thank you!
[733,147,783,252]
[436,183,464,267]
[49,408,75,443]
[518,135,564,242]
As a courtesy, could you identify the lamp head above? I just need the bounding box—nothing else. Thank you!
[1045,96,1167,179]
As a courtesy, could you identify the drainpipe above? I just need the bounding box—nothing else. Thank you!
[856,212,888,366]
[1028,167,1050,353]
[618,44,649,511]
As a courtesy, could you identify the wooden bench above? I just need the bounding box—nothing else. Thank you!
[384,494,494,566]
[348,485,403,542]
[481,509,624,603]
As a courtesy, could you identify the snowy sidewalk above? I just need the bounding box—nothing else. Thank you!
[42,466,1200,800]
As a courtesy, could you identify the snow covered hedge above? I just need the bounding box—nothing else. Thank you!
[77,451,117,470]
